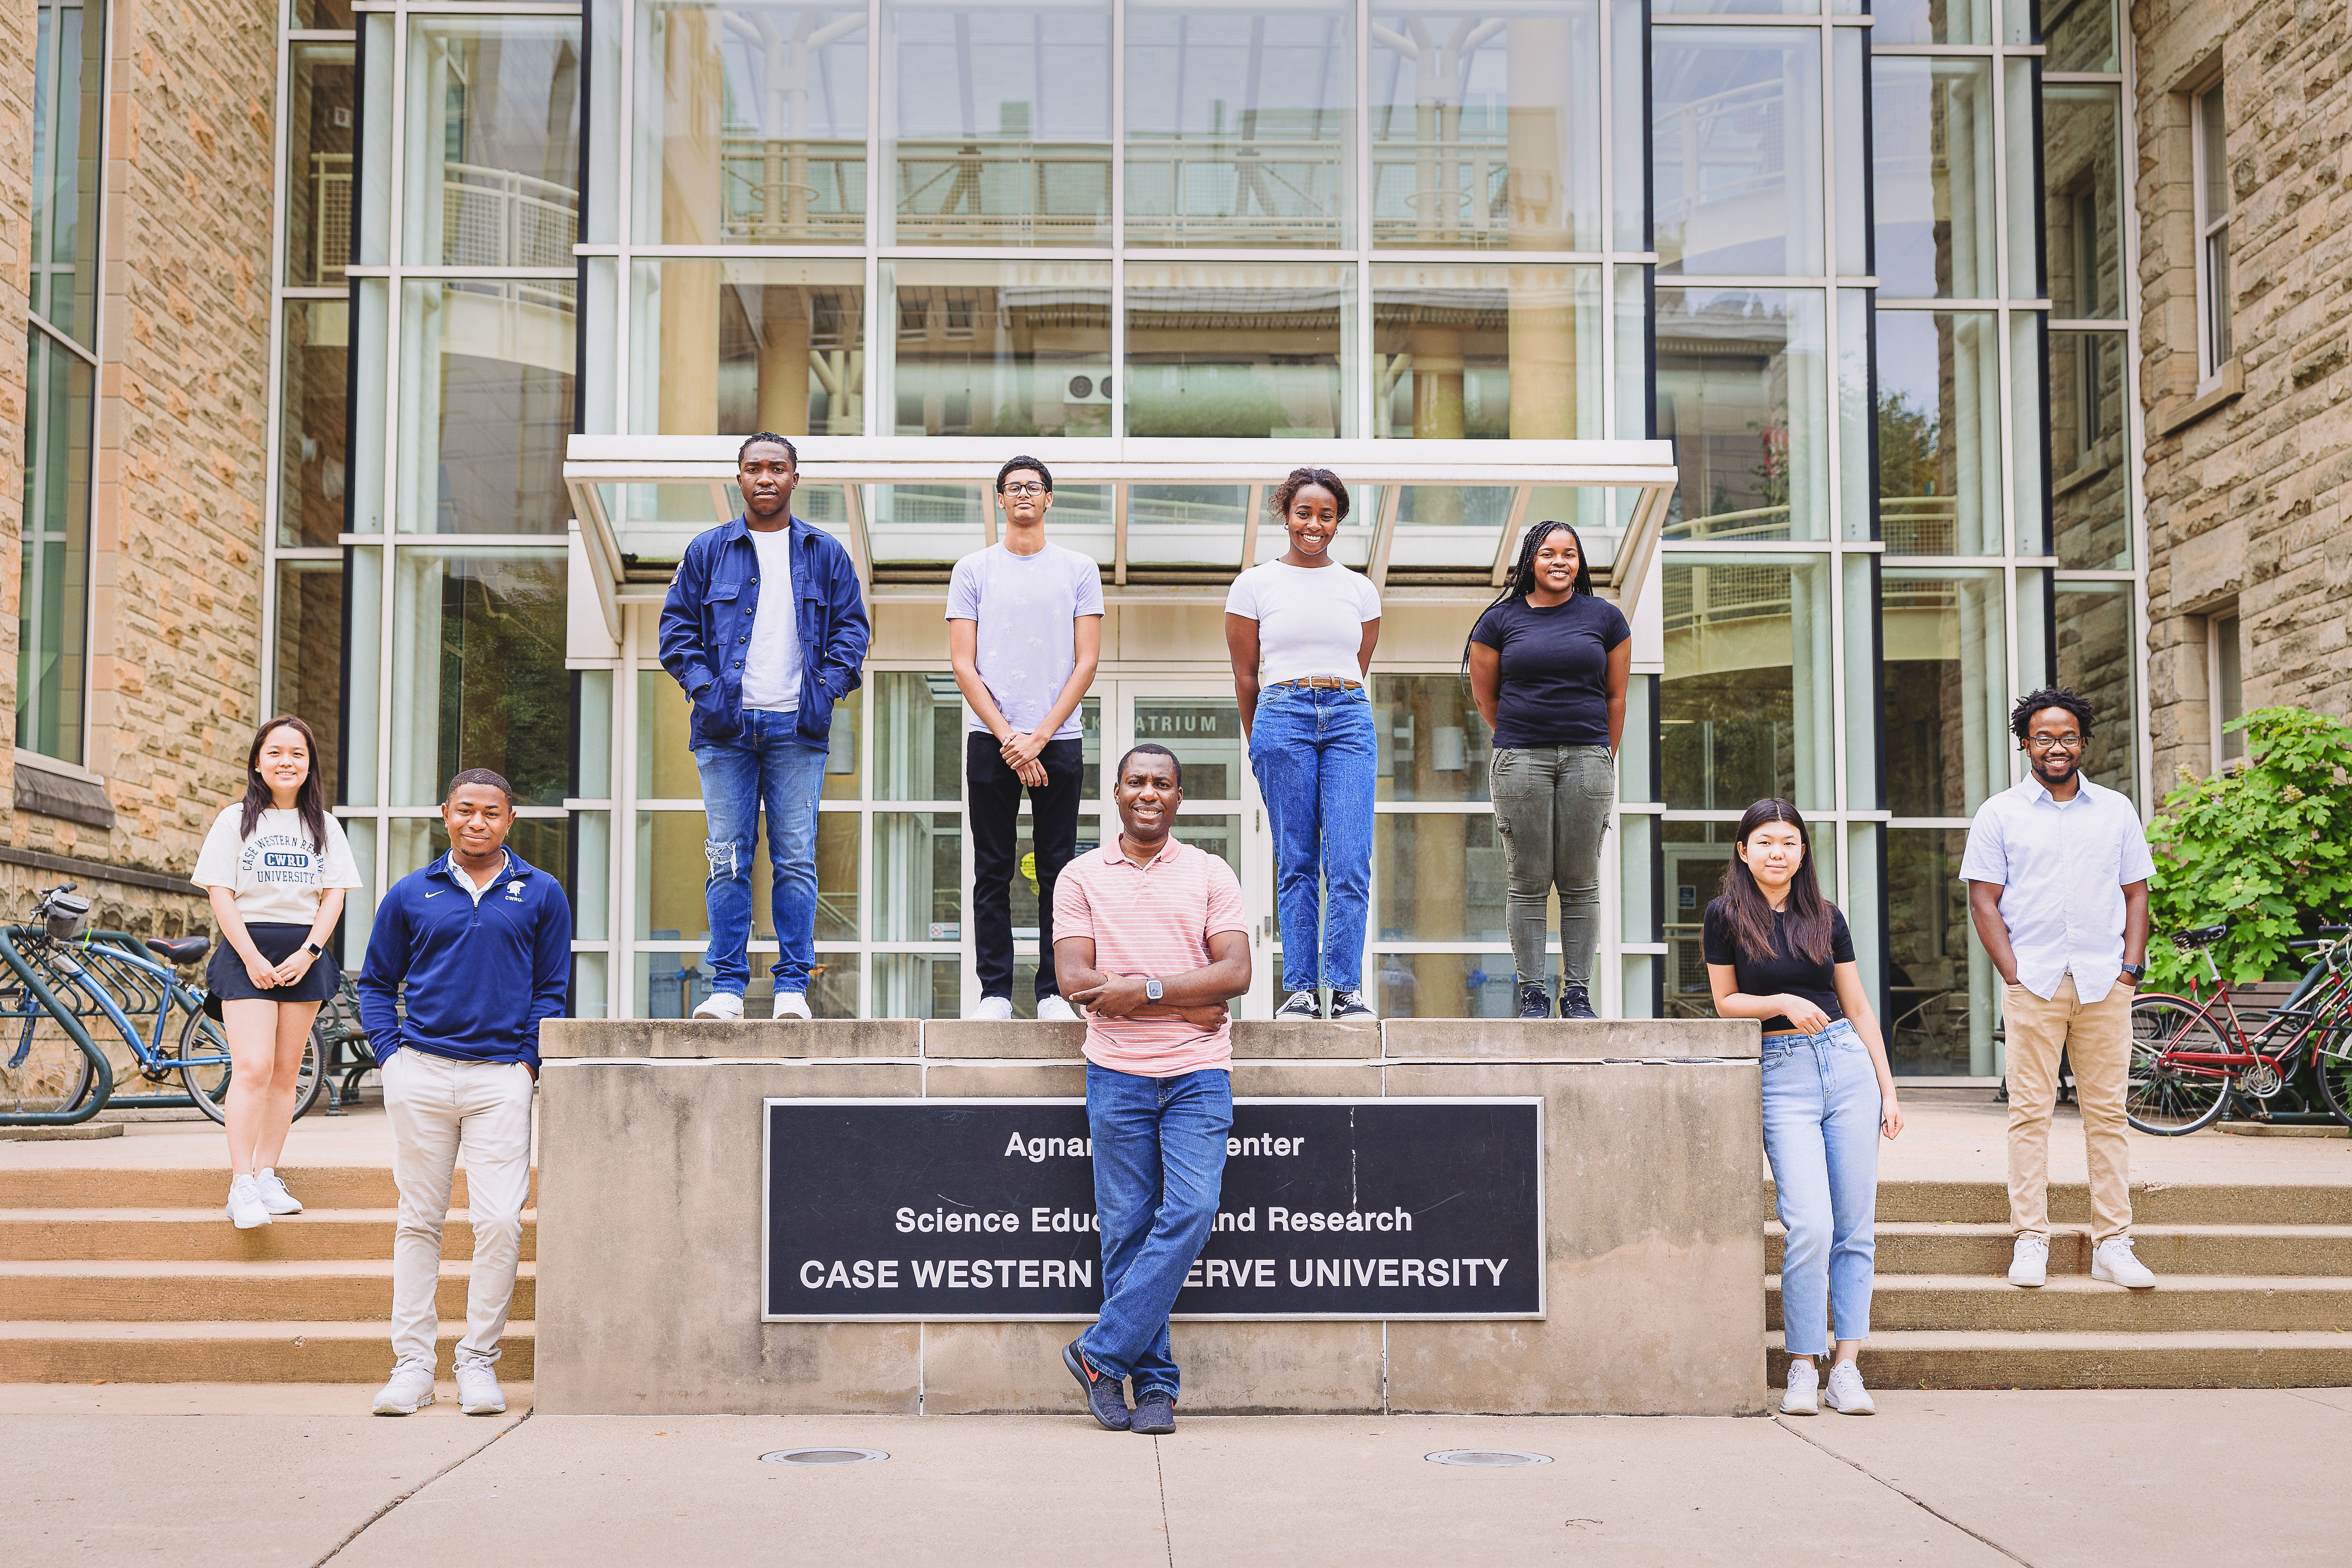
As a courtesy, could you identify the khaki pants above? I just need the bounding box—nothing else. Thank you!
[382,1048,535,1368]
[2004,973,2133,1241]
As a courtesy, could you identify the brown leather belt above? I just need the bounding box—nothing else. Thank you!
[1270,676,1363,690]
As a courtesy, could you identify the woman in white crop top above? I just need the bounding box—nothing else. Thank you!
[1223,467,1382,1023]
[191,715,362,1229]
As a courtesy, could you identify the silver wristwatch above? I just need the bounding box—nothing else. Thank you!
[1144,977,1164,1003]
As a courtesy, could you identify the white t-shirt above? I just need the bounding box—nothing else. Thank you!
[1223,560,1382,686]
[192,805,364,926]
[944,540,1105,739]
[740,526,802,712]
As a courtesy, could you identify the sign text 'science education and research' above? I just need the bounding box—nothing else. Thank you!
[762,1099,1544,1320]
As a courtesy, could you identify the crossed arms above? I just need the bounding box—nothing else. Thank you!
[1051,931,1252,1030]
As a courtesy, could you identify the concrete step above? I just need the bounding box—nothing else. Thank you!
[1767,1273,2352,1332]
[0,1320,535,1383]
[0,1166,532,1210]
[1770,1223,2352,1277]
[1768,1181,2352,1227]
[0,1210,537,1263]
[1766,1330,2352,1389]
[0,1260,536,1322]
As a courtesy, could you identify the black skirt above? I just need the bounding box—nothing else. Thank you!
[205,921,343,1019]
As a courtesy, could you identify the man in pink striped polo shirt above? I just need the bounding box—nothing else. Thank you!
[1051,742,1251,1436]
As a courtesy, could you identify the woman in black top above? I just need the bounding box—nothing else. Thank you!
[1467,522,1629,1020]
[1704,798,1902,1418]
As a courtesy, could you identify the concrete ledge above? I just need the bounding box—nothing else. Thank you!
[1233,1019,1377,1058]
[535,1018,1765,1416]
[919,1020,1085,1059]
[1380,1018,1761,1060]
[540,1019,921,1059]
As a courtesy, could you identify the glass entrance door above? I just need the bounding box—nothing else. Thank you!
[1097,679,1273,1019]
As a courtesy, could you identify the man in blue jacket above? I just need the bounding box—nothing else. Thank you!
[659,432,869,1020]
[358,769,571,1417]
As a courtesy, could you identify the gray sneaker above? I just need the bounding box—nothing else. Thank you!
[1063,1340,1130,1431]
[1131,1389,1176,1435]
[1275,990,1321,1020]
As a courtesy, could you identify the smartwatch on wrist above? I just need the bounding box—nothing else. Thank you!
[304,941,325,958]
[1144,977,1164,1003]
[2119,962,2145,983]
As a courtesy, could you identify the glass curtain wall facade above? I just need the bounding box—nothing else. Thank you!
[21,0,107,764]
[305,0,2147,1057]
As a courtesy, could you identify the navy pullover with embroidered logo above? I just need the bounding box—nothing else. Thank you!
[357,851,573,1071]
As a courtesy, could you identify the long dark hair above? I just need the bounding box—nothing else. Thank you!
[1715,798,1834,966]
[1461,519,1594,676]
[239,715,329,854]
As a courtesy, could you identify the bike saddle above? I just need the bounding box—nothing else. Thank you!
[2173,923,2230,949]
[146,934,212,965]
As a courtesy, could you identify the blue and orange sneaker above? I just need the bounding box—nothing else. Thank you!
[1063,1339,1130,1431]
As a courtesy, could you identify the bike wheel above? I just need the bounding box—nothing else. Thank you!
[2314,1032,2352,1130]
[0,1012,98,1117]
[178,1009,233,1125]
[2127,994,2233,1134]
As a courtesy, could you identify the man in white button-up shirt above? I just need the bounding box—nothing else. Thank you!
[1963,689,2157,1292]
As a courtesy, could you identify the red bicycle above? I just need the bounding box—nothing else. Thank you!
[2125,923,2352,1134]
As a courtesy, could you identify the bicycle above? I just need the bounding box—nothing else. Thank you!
[2125,922,2352,1135]
[0,884,326,1126]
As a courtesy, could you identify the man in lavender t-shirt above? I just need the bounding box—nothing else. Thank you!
[946,455,1104,1021]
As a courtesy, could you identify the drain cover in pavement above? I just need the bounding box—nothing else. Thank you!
[760,1448,889,1465]
[1425,1449,1553,1467]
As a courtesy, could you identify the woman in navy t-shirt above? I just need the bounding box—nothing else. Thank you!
[1466,522,1629,1020]
[1703,797,1902,1417]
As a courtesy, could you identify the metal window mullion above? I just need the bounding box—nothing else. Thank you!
[2118,5,2153,812]
[614,605,641,1017]
[1354,0,1372,441]
[1109,0,1126,442]
[259,15,300,717]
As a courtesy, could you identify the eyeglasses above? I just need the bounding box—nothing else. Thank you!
[2024,735,2086,751]
[1000,482,1048,497]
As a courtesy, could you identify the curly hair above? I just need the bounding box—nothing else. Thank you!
[1270,466,1350,522]
[2009,687,2095,743]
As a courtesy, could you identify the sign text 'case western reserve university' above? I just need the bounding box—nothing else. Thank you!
[763,1098,1543,1320]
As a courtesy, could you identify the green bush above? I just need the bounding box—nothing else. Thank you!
[2146,705,2352,989]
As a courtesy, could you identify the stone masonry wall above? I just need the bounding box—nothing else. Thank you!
[2132,0,2352,793]
[0,0,278,940]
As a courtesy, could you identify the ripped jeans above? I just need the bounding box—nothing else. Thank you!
[692,708,828,998]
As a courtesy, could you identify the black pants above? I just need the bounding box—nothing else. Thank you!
[968,731,1085,1001]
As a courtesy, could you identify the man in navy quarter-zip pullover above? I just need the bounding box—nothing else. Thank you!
[357,768,571,1418]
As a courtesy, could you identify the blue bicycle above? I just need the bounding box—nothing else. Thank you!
[0,884,324,1126]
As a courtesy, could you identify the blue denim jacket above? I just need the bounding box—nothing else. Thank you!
[657,514,870,750]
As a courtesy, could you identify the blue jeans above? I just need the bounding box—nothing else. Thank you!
[1247,684,1375,993]
[692,708,827,996]
[1078,1063,1231,1402]
[1761,1019,1882,1357]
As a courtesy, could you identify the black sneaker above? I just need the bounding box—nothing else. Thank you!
[1131,1389,1176,1435]
[1559,984,1597,1020]
[1063,1340,1130,1431]
[1516,983,1552,1020]
[1331,990,1377,1020]
[1276,989,1321,1020]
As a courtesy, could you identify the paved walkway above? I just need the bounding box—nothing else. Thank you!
[9,1384,2347,1566]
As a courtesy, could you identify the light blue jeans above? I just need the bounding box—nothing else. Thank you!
[1247,683,1376,993]
[1762,1018,1882,1357]
[1078,1063,1232,1403]
[692,707,827,996]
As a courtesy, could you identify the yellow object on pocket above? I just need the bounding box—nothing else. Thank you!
[1020,851,1039,894]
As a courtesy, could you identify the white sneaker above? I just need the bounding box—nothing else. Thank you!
[771,991,812,1020]
[1035,995,1078,1022]
[1779,1358,1819,1415]
[971,995,1014,1021]
[373,1358,436,1415]
[1823,1360,1876,1415]
[2007,1233,2049,1288]
[2092,1235,2156,1289]
[255,1169,303,1215]
[692,991,744,1020]
[225,1176,272,1229]
[455,1357,506,1415]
